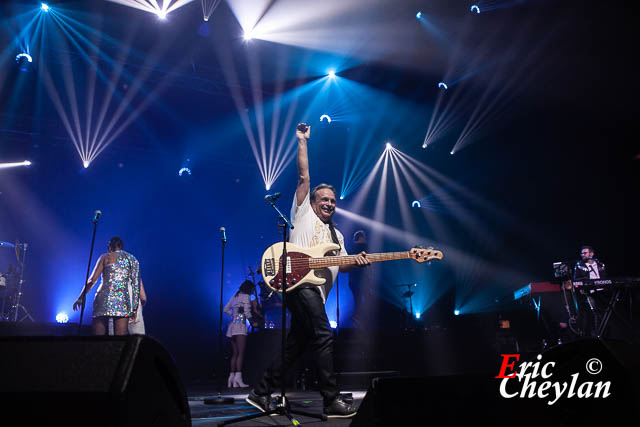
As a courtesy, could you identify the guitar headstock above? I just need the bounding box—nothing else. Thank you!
[409,246,443,263]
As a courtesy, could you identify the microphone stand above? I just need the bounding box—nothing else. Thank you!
[222,197,326,426]
[336,275,340,334]
[77,215,99,335]
[204,231,234,405]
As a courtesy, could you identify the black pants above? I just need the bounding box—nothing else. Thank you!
[255,287,338,405]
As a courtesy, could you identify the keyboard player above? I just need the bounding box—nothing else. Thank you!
[573,245,607,280]
[572,245,607,337]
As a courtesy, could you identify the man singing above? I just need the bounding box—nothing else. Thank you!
[247,123,370,418]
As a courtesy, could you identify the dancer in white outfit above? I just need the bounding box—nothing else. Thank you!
[223,280,258,388]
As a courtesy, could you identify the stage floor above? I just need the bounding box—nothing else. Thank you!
[187,388,366,426]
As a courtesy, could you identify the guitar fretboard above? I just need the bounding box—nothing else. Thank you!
[308,252,410,268]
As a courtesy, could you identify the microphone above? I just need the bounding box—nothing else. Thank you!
[220,227,227,243]
[93,210,102,223]
[264,192,281,202]
[296,123,308,133]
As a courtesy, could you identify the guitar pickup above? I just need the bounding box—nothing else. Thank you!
[264,258,275,277]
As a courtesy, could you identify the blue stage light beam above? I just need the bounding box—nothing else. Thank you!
[56,312,69,323]
[451,21,551,154]
[328,69,336,78]
[337,77,427,199]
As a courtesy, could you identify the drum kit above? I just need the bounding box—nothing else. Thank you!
[0,240,33,322]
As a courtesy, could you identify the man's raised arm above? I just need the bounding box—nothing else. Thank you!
[295,123,311,206]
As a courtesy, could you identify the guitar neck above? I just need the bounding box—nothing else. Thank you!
[309,252,410,268]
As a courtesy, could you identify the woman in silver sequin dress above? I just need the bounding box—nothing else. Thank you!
[223,280,259,388]
[73,236,142,335]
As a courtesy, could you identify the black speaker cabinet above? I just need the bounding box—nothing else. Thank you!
[0,335,191,426]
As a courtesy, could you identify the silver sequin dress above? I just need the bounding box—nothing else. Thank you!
[93,250,140,318]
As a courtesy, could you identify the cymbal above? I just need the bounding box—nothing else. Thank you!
[401,291,414,298]
[0,241,15,248]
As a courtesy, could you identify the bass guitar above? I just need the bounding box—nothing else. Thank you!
[261,242,443,293]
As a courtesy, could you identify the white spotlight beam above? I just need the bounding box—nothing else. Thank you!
[201,0,223,21]
[106,0,195,17]
[347,148,388,215]
[387,148,416,235]
[0,161,32,169]
[213,32,267,185]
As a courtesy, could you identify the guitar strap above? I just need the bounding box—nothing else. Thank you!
[328,222,341,255]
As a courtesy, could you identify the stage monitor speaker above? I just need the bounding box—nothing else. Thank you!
[351,339,640,427]
[0,335,191,427]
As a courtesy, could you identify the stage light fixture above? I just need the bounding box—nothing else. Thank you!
[178,167,191,176]
[83,160,90,168]
[339,195,344,200]
[329,320,337,328]
[450,150,455,155]
[15,52,33,63]
[327,70,336,78]
[385,142,392,149]
[470,5,480,13]
[438,82,448,90]
[265,184,271,191]
[415,312,421,319]
[416,11,422,19]
[454,309,460,316]
[320,114,332,123]
[412,200,421,208]
[15,53,34,72]
[41,3,50,12]
[243,31,253,41]
[56,312,69,324]
[157,9,167,19]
